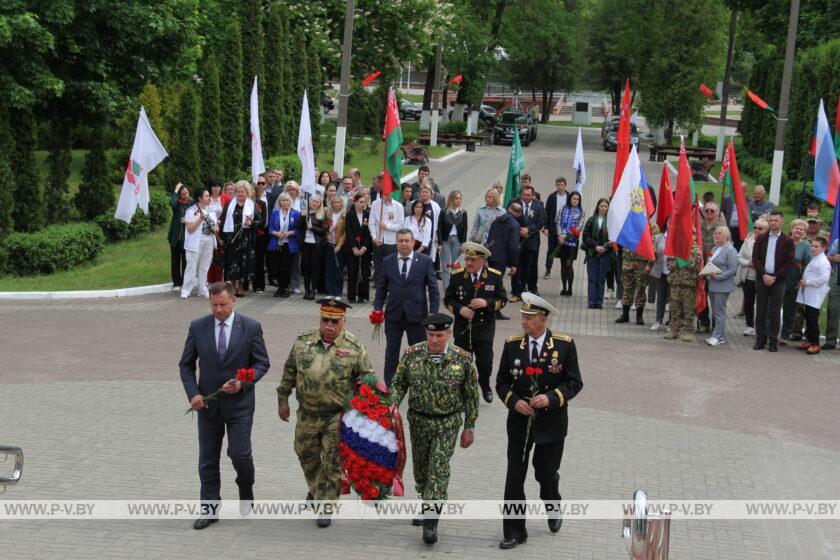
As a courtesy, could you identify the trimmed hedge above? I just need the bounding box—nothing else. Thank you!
[4,223,105,276]
[265,154,303,182]
[439,121,467,135]
[94,191,170,242]
[783,180,820,210]
[148,191,170,227]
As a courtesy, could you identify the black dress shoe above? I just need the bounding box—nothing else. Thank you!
[753,338,766,350]
[193,517,218,530]
[498,536,527,549]
[273,290,282,297]
[596,304,603,309]
[316,516,332,528]
[411,516,424,526]
[768,339,778,352]
[482,390,494,404]
[422,520,438,544]
[548,517,562,533]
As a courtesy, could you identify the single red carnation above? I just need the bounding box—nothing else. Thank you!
[525,366,535,376]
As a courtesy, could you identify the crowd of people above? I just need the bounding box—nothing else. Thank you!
[168,166,839,354]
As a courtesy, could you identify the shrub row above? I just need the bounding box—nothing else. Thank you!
[4,223,106,276]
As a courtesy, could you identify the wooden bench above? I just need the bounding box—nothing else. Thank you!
[417,133,490,152]
[648,144,716,162]
[401,142,429,165]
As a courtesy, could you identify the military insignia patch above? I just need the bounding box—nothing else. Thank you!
[336,349,351,358]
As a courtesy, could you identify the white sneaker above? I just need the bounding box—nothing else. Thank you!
[614,300,623,310]
[605,289,614,300]
[743,327,755,336]
[630,304,636,310]
[293,289,301,294]
[650,322,662,331]
[180,294,189,299]
[707,337,725,346]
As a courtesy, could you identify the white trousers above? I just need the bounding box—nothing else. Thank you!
[181,237,215,297]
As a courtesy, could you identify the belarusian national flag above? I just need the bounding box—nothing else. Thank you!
[503,122,525,207]
[655,165,673,232]
[721,139,752,240]
[664,136,695,265]
[382,88,403,196]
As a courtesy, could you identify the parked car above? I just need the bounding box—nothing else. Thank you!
[602,117,639,151]
[399,99,422,120]
[478,104,497,123]
[321,93,335,111]
[493,111,537,146]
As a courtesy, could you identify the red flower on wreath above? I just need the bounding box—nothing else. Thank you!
[359,385,372,398]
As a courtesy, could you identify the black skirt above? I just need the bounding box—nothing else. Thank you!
[558,244,579,261]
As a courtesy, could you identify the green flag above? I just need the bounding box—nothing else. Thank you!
[503,129,525,207]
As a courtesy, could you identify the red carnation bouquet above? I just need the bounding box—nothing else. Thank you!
[522,366,543,460]
[339,374,406,501]
[184,368,256,415]
[369,310,385,342]
[569,226,581,238]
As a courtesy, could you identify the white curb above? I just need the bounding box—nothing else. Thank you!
[0,282,174,300]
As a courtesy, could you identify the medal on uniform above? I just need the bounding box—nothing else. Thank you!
[388,212,394,220]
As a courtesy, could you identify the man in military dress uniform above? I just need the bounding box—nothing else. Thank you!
[390,313,480,545]
[445,242,508,403]
[616,245,654,325]
[277,297,375,527]
[495,293,583,549]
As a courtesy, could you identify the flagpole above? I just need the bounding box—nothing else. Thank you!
[716,8,738,161]
[333,0,355,177]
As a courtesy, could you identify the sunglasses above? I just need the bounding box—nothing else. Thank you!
[257,182,266,186]
[704,209,716,213]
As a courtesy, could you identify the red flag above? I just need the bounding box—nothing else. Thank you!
[361,71,381,88]
[382,89,403,196]
[694,204,707,314]
[664,137,694,261]
[699,83,716,100]
[726,140,752,241]
[611,79,632,196]
[746,89,773,112]
[447,74,462,87]
[656,165,673,232]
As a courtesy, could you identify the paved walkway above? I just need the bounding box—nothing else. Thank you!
[1,126,839,559]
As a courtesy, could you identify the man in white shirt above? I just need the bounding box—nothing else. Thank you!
[369,190,404,283]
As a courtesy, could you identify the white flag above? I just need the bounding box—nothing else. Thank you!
[572,127,586,193]
[297,90,317,198]
[250,75,265,182]
[114,107,168,223]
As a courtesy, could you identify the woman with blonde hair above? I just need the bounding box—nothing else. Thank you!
[284,180,304,293]
[268,192,301,298]
[297,194,327,300]
[324,194,347,297]
[470,187,504,245]
[705,225,739,346]
[219,180,256,297]
[438,190,468,288]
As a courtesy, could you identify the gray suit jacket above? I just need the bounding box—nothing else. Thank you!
[179,312,270,417]
[707,244,739,293]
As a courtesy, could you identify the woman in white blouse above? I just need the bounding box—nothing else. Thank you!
[404,199,432,254]
[797,236,832,354]
[181,188,217,299]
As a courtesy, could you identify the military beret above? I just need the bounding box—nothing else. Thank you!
[317,296,352,318]
[421,313,454,331]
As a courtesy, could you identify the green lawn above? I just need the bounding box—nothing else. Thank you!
[0,227,170,291]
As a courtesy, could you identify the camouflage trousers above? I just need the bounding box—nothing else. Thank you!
[667,284,696,336]
[293,408,342,501]
[407,410,461,502]
[621,266,649,306]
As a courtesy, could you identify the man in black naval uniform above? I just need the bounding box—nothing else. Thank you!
[445,242,508,404]
[495,292,583,549]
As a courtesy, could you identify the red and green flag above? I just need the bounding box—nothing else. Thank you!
[447,74,463,87]
[721,139,752,241]
[664,136,696,265]
[361,71,381,88]
[655,165,673,232]
[746,89,777,116]
[699,83,717,101]
[382,88,403,196]
[611,79,632,196]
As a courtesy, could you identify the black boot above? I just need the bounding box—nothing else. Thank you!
[753,337,766,350]
[768,338,778,352]
[422,518,438,544]
[615,305,630,323]
[635,306,645,325]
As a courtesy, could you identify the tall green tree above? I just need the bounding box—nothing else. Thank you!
[45,132,72,224]
[262,0,287,156]
[74,130,113,220]
[288,40,309,145]
[0,110,16,240]
[585,0,644,109]
[219,20,244,178]
[169,85,201,190]
[199,50,224,180]
[241,0,265,169]
[9,108,44,231]
[279,8,296,153]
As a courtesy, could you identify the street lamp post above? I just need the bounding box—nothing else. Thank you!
[333,0,355,177]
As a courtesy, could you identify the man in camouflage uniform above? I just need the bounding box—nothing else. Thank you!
[615,242,654,326]
[390,313,480,545]
[664,241,702,342]
[277,297,374,528]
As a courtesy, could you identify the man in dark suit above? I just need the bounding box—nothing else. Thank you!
[510,185,545,300]
[179,281,270,530]
[751,210,796,352]
[374,229,440,386]
[445,242,508,403]
[495,293,583,549]
[542,177,569,279]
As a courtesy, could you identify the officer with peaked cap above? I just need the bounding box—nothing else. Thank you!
[495,292,583,549]
[444,242,508,403]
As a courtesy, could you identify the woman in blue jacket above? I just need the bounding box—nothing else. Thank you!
[268,192,300,298]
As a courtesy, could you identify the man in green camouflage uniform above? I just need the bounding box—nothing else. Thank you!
[277,297,374,528]
[390,313,480,545]
[664,242,702,342]
[616,241,654,325]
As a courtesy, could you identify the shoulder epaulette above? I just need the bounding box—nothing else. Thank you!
[487,267,502,275]
[451,346,472,359]
[506,334,525,343]
[341,330,363,347]
[552,333,573,342]
[298,328,321,339]
[451,267,465,274]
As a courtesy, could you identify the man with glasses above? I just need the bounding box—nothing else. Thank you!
[277,297,375,528]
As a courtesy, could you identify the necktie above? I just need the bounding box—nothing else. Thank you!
[525,203,530,217]
[217,322,227,361]
[400,257,408,280]
[531,340,538,364]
